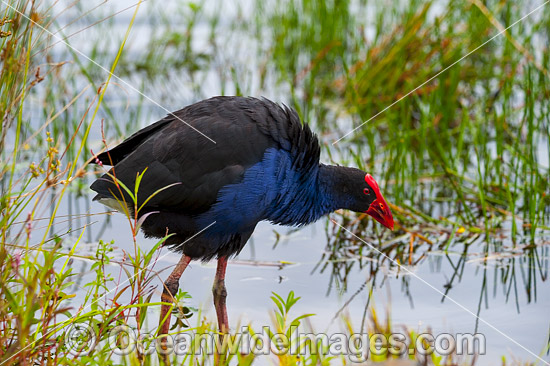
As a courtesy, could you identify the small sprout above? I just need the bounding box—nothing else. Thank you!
[47,146,58,157]
[0,17,12,38]
[46,131,54,144]
[29,162,43,178]
[12,250,21,272]
[90,149,103,166]
[25,212,32,239]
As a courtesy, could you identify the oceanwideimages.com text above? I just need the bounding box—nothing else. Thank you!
[65,324,486,362]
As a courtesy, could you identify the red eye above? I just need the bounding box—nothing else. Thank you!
[363,188,370,195]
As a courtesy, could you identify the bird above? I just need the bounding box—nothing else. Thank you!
[90,96,394,339]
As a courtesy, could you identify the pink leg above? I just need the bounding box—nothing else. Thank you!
[159,255,192,336]
[212,257,229,334]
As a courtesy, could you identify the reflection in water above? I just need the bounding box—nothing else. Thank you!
[6,162,548,364]
[320,208,549,335]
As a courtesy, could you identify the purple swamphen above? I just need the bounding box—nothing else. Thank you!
[90,96,394,337]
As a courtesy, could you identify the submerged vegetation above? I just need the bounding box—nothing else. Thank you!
[0,0,548,365]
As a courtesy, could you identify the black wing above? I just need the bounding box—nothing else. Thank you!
[90,96,320,215]
[95,118,173,166]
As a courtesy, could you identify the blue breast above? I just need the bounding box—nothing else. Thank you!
[196,148,328,235]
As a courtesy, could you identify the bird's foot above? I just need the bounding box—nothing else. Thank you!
[212,279,228,334]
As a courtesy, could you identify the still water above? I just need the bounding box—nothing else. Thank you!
[32,0,550,364]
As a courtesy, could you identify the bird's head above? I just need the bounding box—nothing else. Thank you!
[320,165,394,230]
[362,174,394,230]
[330,168,394,230]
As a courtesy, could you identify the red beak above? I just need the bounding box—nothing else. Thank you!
[364,174,394,230]
[366,198,394,230]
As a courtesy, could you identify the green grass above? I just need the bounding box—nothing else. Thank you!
[0,0,549,364]
[256,0,549,312]
[259,0,549,236]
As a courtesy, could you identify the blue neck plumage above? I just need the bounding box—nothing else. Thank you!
[265,157,341,227]
[200,148,351,234]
